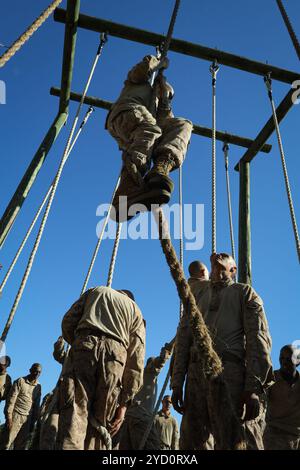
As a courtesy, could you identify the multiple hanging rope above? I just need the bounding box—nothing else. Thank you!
[0,0,63,68]
[0,34,108,342]
[264,74,300,263]
[210,60,220,254]
[0,106,94,297]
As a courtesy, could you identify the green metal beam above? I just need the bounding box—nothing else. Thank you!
[50,86,272,153]
[59,0,81,113]
[238,161,252,285]
[234,88,295,171]
[54,8,300,84]
[0,112,67,247]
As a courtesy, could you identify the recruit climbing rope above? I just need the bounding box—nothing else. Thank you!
[0,34,108,342]
[0,0,63,68]
[210,60,220,255]
[264,74,300,263]
[223,142,236,261]
[0,107,94,298]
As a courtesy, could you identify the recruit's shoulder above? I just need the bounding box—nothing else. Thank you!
[230,282,263,304]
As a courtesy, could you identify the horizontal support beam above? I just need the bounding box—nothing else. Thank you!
[50,86,272,153]
[235,88,295,170]
[54,8,300,84]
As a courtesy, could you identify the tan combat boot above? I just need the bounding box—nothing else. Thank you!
[110,167,171,222]
[144,154,176,193]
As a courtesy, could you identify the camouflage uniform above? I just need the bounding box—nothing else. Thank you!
[119,341,174,450]
[154,410,179,450]
[38,338,67,450]
[4,376,41,450]
[57,286,145,450]
[0,372,12,403]
[263,369,300,450]
[106,55,192,175]
[172,279,273,450]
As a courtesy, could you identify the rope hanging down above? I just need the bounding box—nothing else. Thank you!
[153,207,246,449]
[0,107,95,297]
[0,0,63,68]
[210,60,220,254]
[150,0,181,115]
[223,143,236,261]
[0,34,108,342]
[106,223,122,288]
[276,0,300,61]
[81,174,121,294]
[264,74,300,263]
[179,165,184,318]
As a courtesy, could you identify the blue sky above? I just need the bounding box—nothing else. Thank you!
[0,0,299,423]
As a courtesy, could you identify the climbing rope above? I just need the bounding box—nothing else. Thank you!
[154,207,222,377]
[0,107,94,298]
[223,142,236,261]
[264,74,300,263]
[139,368,171,450]
[0,0,63,68]
[81,174,121,294]
[0,35,108,342]
[179,165,184,318]
[150,0,181,115]
[154,207,246,449]
[210,60,220,255]
[106,223,122,288]
[276,0,300,61]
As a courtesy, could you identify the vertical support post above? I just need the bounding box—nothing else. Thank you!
[0,0,81,248]
[238,161,252,285]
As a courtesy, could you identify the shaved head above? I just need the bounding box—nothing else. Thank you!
[210,253,237,281]
[188,261,209,280]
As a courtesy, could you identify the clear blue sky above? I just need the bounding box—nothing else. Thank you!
[0,0,299,423]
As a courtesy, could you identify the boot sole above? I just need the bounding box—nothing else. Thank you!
[144,174,174,193]
[110,189,171,222]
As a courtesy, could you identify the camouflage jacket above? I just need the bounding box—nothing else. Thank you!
[172,280,273,394]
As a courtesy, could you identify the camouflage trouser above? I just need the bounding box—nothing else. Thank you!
[57,333,127,450]
[263,425,300,450]
[5,411,31,450]
[107,105,192,173]
[180,360,265,450]
[118,403,160,450]
[39,405,59,450]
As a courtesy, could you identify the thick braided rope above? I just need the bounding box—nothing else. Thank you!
[179,165,184,318]
[106,223,122,288]
[0,0,63,68]
[276,0,300,61]
[154,208,222,378]
[223,144,236,260]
